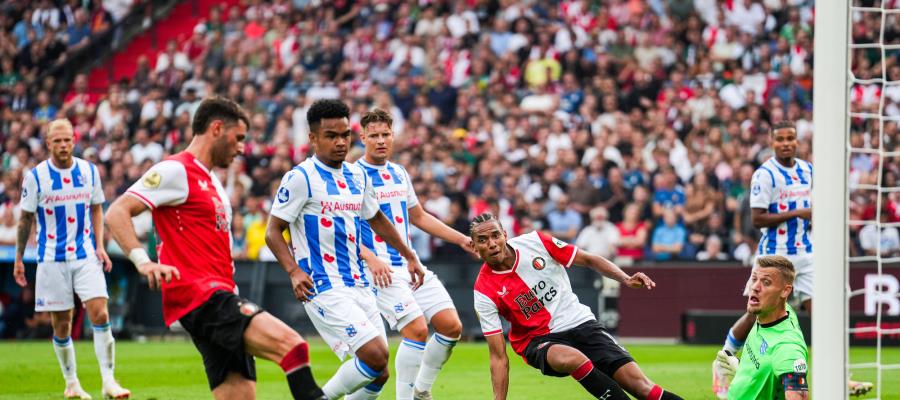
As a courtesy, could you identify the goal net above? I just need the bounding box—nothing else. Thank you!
[820,1,900,398]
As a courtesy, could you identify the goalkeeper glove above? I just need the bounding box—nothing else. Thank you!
[715,350,739,385]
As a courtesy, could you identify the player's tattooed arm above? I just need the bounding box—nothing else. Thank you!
[14,211,34,261]
[486,334,510,400]
[13,211,35,287]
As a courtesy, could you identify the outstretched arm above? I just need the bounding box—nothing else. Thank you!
[408,205,475,255]
[573,248,656,290]
[367,210,425,288]
[486,334,510,400]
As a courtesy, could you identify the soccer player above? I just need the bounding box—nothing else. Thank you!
[106,97,326,400]
[265,99,426,400]
[354,108,473,400]
[711,121,872,397]
[14,118,130,399]
[715,256,809,400]
[470,213,683,400]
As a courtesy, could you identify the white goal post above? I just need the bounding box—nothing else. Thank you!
[812,1,849,399]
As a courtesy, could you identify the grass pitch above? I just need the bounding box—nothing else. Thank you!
[0,339,897,399]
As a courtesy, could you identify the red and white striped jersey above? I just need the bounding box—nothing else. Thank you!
[473,231,595,356]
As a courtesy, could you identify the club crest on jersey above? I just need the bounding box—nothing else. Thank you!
[752,183,761,195]
[142,171,161,189]
[198,179,209,191]
[532,256,546,270]
[277,187,290,203]
[760,338,768,355]
[346,324,357,338]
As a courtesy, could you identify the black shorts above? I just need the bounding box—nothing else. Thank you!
[179,290,263,389]
[524,320,634,378]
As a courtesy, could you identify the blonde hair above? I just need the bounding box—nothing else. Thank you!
[47,119,74,136]
[756,255,796,285]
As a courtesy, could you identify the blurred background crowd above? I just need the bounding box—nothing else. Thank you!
[0,0,898,279]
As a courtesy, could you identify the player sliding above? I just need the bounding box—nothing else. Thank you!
[470,213,683,400]
[712,121,872,397]
[106,97,327,400]
[266,99,426,399]
[354,108,474,400]
[715,256,809,400]
[14,119,130,399]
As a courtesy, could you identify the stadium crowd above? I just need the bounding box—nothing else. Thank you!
[0,0,898,272]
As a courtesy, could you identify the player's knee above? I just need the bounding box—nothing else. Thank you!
[276,329,304,358]
[359,343,390,372]
[89,310,109,325]
[436,318,462,339]
[403,319,429,343]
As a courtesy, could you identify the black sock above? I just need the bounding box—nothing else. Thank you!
[575,368,630,400]
[661,392,684,400]
[286,366,325,400]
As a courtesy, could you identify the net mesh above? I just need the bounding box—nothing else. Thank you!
[848,1,900,398]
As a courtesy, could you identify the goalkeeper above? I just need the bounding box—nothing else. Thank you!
[715,256,809,400]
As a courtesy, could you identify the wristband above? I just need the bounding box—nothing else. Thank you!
[128,248,151,267]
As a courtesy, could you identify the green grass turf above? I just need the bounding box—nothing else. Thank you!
[0,339,897,399]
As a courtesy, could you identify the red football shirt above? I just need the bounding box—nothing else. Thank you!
[126,151,235,326]
[473,231,595,357]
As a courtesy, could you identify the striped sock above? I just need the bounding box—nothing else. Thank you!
[346,381,384,400]
[396,338,425,400]
[414,333,458,392]
[53,336,78,385]
[322,358,380,399]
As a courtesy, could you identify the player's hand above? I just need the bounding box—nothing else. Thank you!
[715,350,739,384]
[460,237,480,259]
[96,248,113,272]
[137,262,181,290]
[289,268,316,302]
[407,258,426,290]
[624,272,655,289]
[367,257,393,288]
[13,260,27,287]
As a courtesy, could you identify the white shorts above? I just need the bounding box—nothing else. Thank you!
[35,257,108,312]
[305,286,387,360]
[744,254,813,307]
[374,268,456,331]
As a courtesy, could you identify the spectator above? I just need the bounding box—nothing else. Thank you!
[129,129,163,164]
[683,173,720,232]
[652,167,685,219]
[155,39,191,73]
[697,235,729,261]
[616,204,648,263]
[65,8,92,49]
[859,212,900,257]
[651,208,687,261]
[575,207,620,260]
[545,194,582,242]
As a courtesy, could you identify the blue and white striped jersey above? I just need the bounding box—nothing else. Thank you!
[354,159,419,269]
[750,157,813,256]
[270,156,380,295]
[20,157,105,263]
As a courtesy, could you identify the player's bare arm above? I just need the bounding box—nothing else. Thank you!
[367,210,425,288]
[13,210,35,287]
[106,195,180,290]
[91,203,112,272]
[358,246,392,288]
[486,333,510,400]
[572,248,656,290]
[751,207,811,229]
[408,204,477,256]
[264,214,316,302]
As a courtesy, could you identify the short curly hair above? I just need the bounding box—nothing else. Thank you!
[307,99,350,132]
[770,120,796,136]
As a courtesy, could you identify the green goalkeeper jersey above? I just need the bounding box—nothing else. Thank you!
[728,304,809,400]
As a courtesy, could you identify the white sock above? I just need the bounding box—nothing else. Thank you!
[723,328,744,354]
[346,382,384,400]
[395,338,425,400]
[93,323,116,384]
[322,358,379,399]
[414,333,458,392]
[53,336,78,385]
